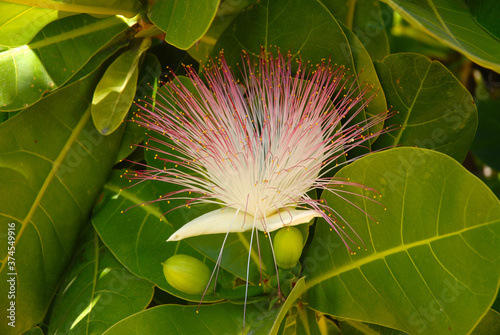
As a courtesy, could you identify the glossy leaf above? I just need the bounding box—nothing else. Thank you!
[92,38,151,135]
[304,147,500,335]
[0,14,131,111]
[0,3,73,47]
[115,53,161,163]
[320,0,390,60]
[92,171,261,302]
[214,0,387,144]
[47,225,154,335]
[381,0,500,73]
[148,0,220,50]
[373,52,477,162]
[102,303,262,335]
[0,73,124,334]
[3,0,141,18]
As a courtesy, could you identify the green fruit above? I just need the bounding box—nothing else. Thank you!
[273,227,304,269]
[162,254,211,295]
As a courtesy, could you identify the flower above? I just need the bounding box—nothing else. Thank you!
[126,50,392,252]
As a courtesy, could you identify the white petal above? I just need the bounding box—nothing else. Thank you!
[262,208,322,233]
[167,208,253,241]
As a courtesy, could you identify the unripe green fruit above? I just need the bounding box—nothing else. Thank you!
[273,227,304,269]
[162,254,211,295]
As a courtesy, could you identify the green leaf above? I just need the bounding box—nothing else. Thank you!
[304,147,500,335]
[92,171,258,302]
[250,277,306,335]
[471,309,500,334]
[187,0,257,61]
[214,0,387,143]
[0,3,73,47]
[295,307,341,335]
[381,0,500,73]
[115,53,161,163]
[92,38,151,135]
[22,327,44,335]
[471,99,500,171]
[0,14,131,111]
[101,302,262,335]
[148,0,220,50]
[469,0,500,41]
[0,73,124,334]
[3,0,141,18]
[373,52,477,162]
[47,225,154,335]
[320,0,390,60]
[337,320,407,334]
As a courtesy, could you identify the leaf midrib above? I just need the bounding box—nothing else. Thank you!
[0,106,91,273]
[305,218,500,289]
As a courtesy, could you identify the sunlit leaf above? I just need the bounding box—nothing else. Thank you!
[3,0,140,18]
[373,52,477,162]
[0,72,124,334]
[148,0,220,50]
[47,225,154,335]
[304,147,500,335]
[0,3,73,47]
[115,53,161,163]
[0,14,131,111]
[91,38,151,135]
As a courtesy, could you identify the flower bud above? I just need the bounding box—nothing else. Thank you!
[162,254,211,295]
[273,227,304,269]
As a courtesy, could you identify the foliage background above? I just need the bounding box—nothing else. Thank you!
[0,0,499,334]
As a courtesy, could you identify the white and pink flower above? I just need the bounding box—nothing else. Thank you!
[126,51,393,252]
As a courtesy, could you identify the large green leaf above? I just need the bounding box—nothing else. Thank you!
[91,38,151,135]
[2,0,141,17]
[0,0,141,47]
[304,147,500,334]
[148,0,220,50]
[0,14,131,111]
[373,52,477,162]
[0,3,73,47]
[320,0,390,60]
[101,302,262,335]
[214,0,387,141]
[471,309,500,334]
[381,0,500,73]
[0,73,124,334]
[47,225,154,335]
